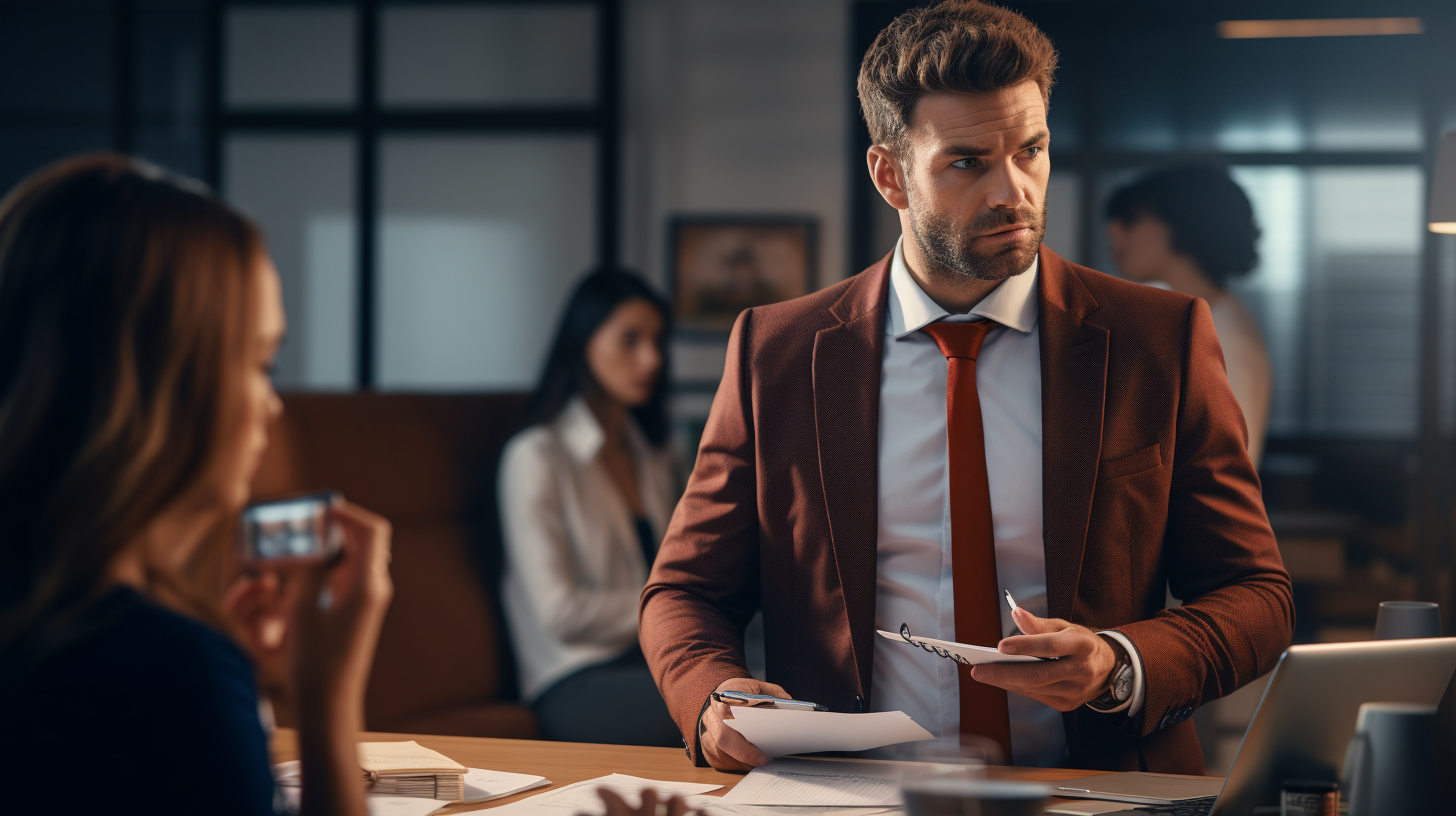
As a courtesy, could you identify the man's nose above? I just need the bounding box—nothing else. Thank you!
[984,161,1030,210]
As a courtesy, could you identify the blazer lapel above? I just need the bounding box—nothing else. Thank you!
[1037,247,1109,621]
[813,257,890,700]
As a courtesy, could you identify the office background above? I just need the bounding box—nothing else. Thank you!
[3,0,1455,771]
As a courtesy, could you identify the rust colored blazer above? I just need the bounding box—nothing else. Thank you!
[640,247,1294,773]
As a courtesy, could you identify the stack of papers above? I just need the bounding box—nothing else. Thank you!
[274,745,549,805]
[358,741,467,800]
[722,707,932,758]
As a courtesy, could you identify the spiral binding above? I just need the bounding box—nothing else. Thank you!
[898,622,974,666]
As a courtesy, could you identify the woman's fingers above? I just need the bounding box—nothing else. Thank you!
[591,789,698,816]
[328,501,394,607]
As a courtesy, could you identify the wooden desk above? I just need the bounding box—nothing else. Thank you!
[270,730,1158,814]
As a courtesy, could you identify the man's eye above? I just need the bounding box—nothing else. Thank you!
[1025,146,1044,158]
[951,158,981,169]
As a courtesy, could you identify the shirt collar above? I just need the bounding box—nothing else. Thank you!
[555,394,650,464]
[887,236,1040,339]
[557,396,605,463]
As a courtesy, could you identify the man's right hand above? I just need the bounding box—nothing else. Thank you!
[700,677,792,771]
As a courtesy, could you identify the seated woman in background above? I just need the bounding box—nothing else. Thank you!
[1105,165,1272,464]
[500,269,680,747]
[0,155,392,816]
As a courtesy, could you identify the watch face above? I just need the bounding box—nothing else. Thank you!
[1113,667,1133,701]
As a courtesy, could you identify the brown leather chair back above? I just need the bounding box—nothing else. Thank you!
[251,392,535,737]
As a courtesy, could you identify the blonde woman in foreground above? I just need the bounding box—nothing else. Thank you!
[0,155,391,816]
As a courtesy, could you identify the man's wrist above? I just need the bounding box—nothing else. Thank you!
[1086,632,1134,713]
[1086,630,1145,716]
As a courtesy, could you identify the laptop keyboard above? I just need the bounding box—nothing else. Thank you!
[1129,797,1218,816]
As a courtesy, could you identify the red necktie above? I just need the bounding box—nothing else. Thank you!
[922,320,1013,761]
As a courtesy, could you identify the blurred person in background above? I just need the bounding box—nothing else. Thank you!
[1106,166,1271,464]
[499,269,680,747]
[0,155,393,816]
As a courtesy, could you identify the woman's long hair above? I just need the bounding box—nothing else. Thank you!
[523,269,672,447]
[0,154,264,665]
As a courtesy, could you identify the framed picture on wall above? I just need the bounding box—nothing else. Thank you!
[668,215,817,333]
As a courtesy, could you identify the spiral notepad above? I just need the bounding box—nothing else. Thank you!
[878,623,1050,665]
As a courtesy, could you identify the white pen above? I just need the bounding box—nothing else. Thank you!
[1005,590,1025,635]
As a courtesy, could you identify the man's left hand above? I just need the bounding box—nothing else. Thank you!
[969,607,1117,712]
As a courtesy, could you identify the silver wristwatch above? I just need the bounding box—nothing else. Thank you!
[1087,635,1134,712]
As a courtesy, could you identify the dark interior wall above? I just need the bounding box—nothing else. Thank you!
[0,0,207,190]
[0,1,118,188]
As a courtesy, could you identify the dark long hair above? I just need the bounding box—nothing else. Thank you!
[0,154,263,663]
[524,269,672,447]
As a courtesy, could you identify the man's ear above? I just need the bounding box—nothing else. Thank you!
[867,145,909,210]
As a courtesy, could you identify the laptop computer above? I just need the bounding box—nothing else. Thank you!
[1045,637,1456,816]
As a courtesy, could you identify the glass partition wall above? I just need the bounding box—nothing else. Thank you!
[215,0,619,391]
[849,0,1456,773]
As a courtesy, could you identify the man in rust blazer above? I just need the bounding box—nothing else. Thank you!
[641,1,1292,774]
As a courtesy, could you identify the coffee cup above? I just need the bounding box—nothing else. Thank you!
[1373,601,1442,640]
[1341,702,1438,816]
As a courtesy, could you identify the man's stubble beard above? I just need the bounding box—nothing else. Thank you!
[907,191,1047,284]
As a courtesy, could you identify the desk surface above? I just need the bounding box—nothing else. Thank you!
[270,730,1158,814]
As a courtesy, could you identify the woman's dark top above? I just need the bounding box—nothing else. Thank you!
[633,515,658,568]
[0,586,281,815]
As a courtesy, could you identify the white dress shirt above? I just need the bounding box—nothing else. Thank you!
[499,396,677,700]
[871,238,1143,766]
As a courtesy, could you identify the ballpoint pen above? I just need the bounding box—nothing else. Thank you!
[1005,590,1025,635]
[711,690,828,711]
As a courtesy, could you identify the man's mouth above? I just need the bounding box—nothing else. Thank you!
[976,224,1033,243]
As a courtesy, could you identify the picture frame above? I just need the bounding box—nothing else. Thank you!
[667,215,818,333]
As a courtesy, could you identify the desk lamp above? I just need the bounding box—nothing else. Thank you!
[1432,131,1456,233]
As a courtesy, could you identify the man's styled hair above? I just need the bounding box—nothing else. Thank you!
[858,1,1058,156]
[1105,165,1261,290]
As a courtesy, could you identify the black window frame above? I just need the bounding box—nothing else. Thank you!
[206,0,621,389]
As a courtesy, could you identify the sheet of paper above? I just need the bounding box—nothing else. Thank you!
[462,767,552,802]
[358,741,467,774]
[687,794,902,816]
[719,760,905,807]
[489,773,723,816]
[877,629,1044,664]
[721,707,933,758]
[280,786,450,816]
[364,796,453,816]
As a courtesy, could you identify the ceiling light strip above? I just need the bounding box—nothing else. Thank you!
[1217,18,1423,39]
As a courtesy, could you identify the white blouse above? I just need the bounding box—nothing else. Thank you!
[499,396,678,700]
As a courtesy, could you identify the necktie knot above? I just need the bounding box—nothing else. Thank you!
[922,320,993,360]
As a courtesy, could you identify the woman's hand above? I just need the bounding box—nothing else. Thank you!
[592,788,699,816]
[221,569,294,695]
[288,500,394,718]
[287,501,394,816]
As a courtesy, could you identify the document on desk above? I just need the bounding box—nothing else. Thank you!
[460,767,551,802]
[279,786,451,816]
[721,706,933,758]
[718,759,905,807]
[487,773,723,816]
[687,795,901,816]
